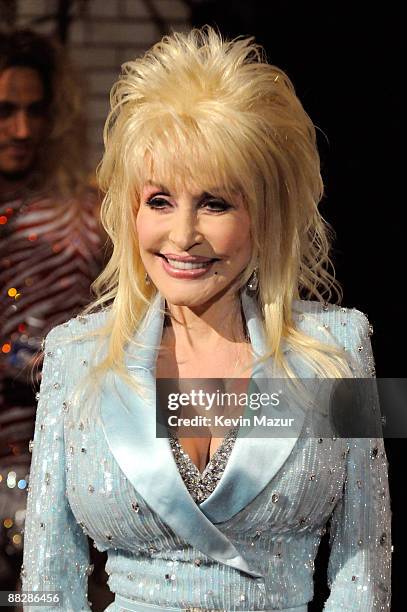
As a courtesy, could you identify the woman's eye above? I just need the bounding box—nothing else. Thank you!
[145,197,231,213]
[145,197,169,209]
[204,199,232,213]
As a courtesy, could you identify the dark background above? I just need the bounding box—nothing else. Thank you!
[190,1,404,610]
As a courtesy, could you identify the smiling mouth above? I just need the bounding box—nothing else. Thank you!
[157,253,219,270]
[9,146,31,154]
[157,254,219,269]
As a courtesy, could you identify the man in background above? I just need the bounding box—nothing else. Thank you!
[0,29,111,611]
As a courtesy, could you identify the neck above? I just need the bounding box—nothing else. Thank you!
[0,174,31,200]
[164,290,248,352]
[0,163,45,200]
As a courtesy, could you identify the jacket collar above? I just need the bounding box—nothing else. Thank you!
[100,288,309,579]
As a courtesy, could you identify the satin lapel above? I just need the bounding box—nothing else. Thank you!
[199,290,308,523]
[100,291,264,579]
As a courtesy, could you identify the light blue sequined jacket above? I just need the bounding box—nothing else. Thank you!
[22,289,392,611]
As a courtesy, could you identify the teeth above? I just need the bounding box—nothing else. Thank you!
[165,258,213,270]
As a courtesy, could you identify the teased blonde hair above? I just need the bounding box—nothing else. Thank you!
[80,24,352,399]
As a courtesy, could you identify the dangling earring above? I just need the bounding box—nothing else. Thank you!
[246,267,259,294]
[145,272,151,285]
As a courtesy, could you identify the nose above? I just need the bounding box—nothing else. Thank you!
[12,110,31,139]
[168,207,203,250]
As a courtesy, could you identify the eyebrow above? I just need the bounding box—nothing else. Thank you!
[146,181,169,193]
[0,100,47,110]
[145,181,226,198]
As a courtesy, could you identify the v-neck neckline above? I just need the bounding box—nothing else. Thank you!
[167,426,240,504]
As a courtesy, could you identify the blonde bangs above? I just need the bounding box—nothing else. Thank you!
[118,111,259,214]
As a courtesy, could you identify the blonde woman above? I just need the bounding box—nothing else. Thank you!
[21,26,391,612]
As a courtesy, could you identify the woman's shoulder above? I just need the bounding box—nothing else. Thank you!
[44,308,111,349]
[292,299,373,344]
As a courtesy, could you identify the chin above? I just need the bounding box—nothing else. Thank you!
[158,283,233,309]
[0,163,33,180]
[161,292,211,308]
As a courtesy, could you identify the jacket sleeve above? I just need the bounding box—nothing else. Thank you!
[21,327,92,611]
[323,310,392,611]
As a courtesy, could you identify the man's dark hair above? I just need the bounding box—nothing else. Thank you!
[0,28,57,107]
[0,28,89,194]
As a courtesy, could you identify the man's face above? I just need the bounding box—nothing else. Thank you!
[0,66,48,179]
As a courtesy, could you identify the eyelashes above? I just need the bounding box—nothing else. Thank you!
[145,196,232,213]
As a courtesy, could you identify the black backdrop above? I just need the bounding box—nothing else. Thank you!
[190,2,405,610]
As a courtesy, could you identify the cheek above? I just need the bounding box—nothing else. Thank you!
[0,120,10,137]
[135,210,152,249]
[32,118,48,139]
[217,218,251,257]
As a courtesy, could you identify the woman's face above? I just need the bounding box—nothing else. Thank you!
[136,181,252,308]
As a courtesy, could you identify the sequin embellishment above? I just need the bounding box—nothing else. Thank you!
[168,426,239,503]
